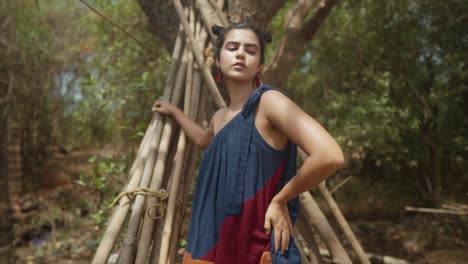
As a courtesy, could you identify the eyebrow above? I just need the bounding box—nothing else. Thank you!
[225,41,259,49]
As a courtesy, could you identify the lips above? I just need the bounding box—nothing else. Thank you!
[233,62,245,68]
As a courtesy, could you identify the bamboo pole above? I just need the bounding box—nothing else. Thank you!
[128,24,182,177]
[296,216,323,264]
[293,227,312,264]
[116,121,169,263]
[299,192,352,264]
[196,0,226,40]
[164,27,196,264]
[147,121,186,263]
[158,119,188,263]
[297,148,352,263]
[134,47,189,262]
[92,26,185,264]
[207,0,228,26]
[159,30,194,262]
[165,78,206,264]
[172,0,226,108]
[131,46,189,263]
[318,182,371,264]
[117,31,188,264]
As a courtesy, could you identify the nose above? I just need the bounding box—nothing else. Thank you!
[236,47,245,60]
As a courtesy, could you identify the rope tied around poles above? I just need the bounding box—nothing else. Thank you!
[108,187,169,219]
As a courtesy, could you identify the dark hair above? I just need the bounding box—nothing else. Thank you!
[212,22,272,65]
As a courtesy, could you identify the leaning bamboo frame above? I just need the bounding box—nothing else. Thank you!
[92,1,371,263]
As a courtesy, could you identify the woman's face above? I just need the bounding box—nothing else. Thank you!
[218,29,262,84]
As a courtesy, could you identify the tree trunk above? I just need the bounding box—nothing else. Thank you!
[0,101,14,264]
[0,1,16,259]
[137,0,339,89]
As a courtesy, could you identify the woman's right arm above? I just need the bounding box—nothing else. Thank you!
[152,100,214,150]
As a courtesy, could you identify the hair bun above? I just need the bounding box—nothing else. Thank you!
[262,31,272,43]
[212,25,224,35]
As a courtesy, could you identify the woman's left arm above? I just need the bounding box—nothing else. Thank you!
[261,90,345,253]
[263,90,344,202]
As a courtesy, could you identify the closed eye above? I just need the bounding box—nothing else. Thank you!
[246,49,257,55]
[226,43,239,51]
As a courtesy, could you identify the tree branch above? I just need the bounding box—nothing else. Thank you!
[302,0,339,40]
[264,0,339,88]
[137,0,186,51]
[137,0,285,52]
[227,0,286,27]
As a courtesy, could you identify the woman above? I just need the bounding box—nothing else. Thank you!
[152,22,344,264]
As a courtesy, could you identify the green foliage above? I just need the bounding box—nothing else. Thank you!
[76,152,128,228]
[58,0,169,146]
[11,0,169,147]
[287,0,468,200]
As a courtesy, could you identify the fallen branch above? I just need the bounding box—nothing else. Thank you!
[404,206,468,215]
[330,176,352,194]
[367,253,411,264]
[441,203,468,212]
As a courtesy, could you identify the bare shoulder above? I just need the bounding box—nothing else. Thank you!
[211,107,228,122]
[210,107,228,129]
[258,89,297,117]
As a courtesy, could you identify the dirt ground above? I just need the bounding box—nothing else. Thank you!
[11,148,468,263]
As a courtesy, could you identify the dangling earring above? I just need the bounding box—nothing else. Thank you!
[255,73,262,88]
[216,66,223,83]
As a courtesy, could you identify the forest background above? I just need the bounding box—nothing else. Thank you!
[0,0,467,263]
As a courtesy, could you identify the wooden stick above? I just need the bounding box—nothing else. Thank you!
[132,46,189,264]
[128,24,182,176]
[297,148,352,263]
[116,122,169,263]
[165,40,198,263]
[165,80,206,263]
[161,9,196,254]
[366,253,411,264]
[165,172,184,264]
[196,0,227,34]
[299,192,352,264]
[450,202,468,209]
[159,130,187,263]
[441,203,468,212]
[216,0,224,9]
[92,25,185,264]
[207,0,228,26]
[148,65,203,264]
[404,206,468,215]
[172,0,226,108]
[92,119,161,264]
[117,29,188,264]
[318,182,371,264]
[296,217,322,264]
[330,176,353,194]
[159,40,194,264]
[127,117,155,177]
[93,103,163,262]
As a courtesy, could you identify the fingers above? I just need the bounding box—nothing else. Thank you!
[281,227,289,254]
[151,102,160,112]
[264,217,271,235]
[265,200,292,255]
[274,227,281,253]
[272,223,291,254]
